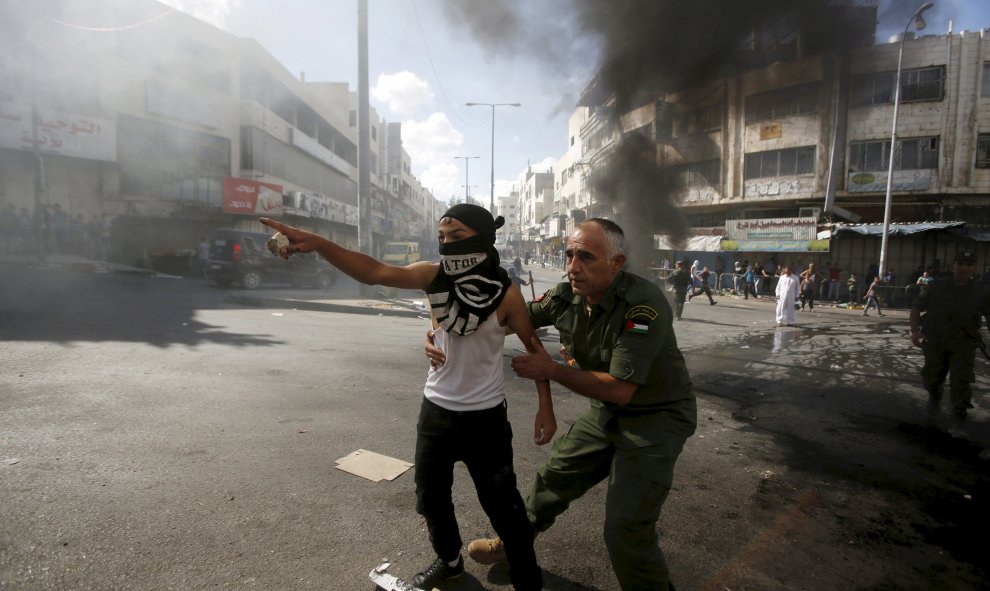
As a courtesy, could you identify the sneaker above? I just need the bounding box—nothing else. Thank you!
[467,536,507,565]
[410,555,464,588]
[710,301,717,306]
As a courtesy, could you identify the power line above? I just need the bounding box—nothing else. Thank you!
[410,0,484,128]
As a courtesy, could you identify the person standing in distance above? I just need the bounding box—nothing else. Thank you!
[775,265,800,327]
[670,258,692,320]
[261,204,555,591]
[910,250,990,439]
[428,219,696,590]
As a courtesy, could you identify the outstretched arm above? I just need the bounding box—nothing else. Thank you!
[260,217,435,290]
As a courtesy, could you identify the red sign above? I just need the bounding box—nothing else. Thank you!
[222,177,284,215]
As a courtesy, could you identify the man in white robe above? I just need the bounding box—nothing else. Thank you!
[775,266,800,326]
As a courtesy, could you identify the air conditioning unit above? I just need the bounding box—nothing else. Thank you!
[798,207,821,220]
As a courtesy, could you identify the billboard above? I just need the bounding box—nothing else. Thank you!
[0,101,117,162]
[222,177,283,215]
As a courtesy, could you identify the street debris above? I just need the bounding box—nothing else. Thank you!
[335,449,413,482]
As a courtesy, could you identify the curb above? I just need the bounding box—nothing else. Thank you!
[224,295,427,319]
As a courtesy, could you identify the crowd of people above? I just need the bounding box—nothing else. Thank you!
[0,203,111,260]
[653,254,990,315]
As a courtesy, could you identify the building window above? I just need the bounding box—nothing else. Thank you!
[690,103,722,133]
[849,136,939,172]
[977,133,990,168]
[745,83,819,124]
[671,103,722,138]
[119,115,229,203]
[674,159,721,188]
[744,146,815,179]
[852,66,945,106]
[983,63,990,98]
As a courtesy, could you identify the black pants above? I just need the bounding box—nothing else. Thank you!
[688,283,714,304]
[415,398,542,590]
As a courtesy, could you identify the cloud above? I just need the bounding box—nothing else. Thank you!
[372,71,435,116]
[158,0,241,29]
[402,112,465,199]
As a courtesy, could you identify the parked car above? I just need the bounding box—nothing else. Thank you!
[204,228,337,289]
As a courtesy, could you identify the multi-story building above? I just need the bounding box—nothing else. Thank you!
[494,192,520,256]
[0,0,435,267]
[574,20,990,280]
[515,167,554,256]
[551,108,590,241]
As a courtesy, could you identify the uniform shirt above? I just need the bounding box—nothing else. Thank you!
[914,278,990,341]
[669,268,691,293]
[527,271,696,443]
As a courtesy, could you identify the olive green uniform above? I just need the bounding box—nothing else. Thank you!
[526,271,696,591]
[913,277,990,420]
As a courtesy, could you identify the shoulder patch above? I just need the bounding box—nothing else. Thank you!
[625,305,658,321]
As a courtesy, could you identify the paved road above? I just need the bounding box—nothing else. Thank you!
[1,259,987,590]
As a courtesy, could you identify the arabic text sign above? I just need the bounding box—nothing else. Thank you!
[222,177,284,215]
[0,101,117,162]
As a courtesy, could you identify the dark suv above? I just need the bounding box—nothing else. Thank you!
[205,228,338,290]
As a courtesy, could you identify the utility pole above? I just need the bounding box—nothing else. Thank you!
[465,102,520,212]
[357,0,371,295]
[453,155,479,204]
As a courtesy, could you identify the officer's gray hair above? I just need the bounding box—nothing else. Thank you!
[579,218,625,262]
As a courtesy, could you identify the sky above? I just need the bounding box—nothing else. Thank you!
[157,0,990,206]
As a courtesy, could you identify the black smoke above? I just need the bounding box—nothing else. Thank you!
[440,0,877,267]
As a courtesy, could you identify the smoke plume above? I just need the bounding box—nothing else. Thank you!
[440,0,875,268]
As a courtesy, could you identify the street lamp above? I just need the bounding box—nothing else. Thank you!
[465,101,521,212]
[878,2,934,280]
[453,155,479,204]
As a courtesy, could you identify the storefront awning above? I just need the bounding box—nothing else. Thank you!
[830,221,965,237]
[654,235,827,253]
[654,235,723,252]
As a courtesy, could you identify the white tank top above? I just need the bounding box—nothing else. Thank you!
[424,313,506,411]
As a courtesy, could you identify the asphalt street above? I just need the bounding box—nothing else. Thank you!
[1,257,987,590]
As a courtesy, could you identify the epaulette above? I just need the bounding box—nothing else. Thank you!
[534,283,569,308]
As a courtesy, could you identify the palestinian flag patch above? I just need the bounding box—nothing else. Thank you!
[625,319,650,334]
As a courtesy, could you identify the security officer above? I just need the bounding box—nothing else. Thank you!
[910,250,990,439]
[461,218,697,590]
[670,258,693,320]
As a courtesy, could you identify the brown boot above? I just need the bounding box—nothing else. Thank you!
[466,536,506,565]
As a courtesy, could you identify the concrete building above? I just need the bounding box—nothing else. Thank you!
[0,0,435,268]
[515,167,554,256]
[574,19,990,285]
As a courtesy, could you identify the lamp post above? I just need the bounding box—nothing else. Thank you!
[465,101,521,212]
[453,155,479,204]
[878,2,934,280]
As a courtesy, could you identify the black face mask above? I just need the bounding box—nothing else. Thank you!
[438,235,491,276]
[427,235,509,336]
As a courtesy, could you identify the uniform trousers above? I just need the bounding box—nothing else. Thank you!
[526,404,690,591]
[414,397,542,590]
[921,338,978,418]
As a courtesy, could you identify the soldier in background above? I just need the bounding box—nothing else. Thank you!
[910,251,990,439]
[670,258,692,320]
